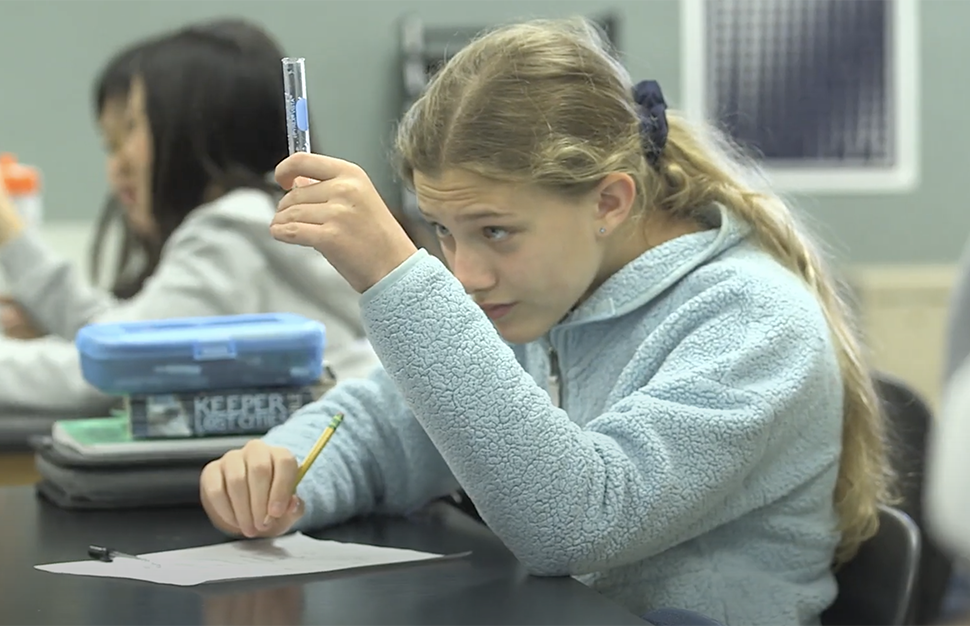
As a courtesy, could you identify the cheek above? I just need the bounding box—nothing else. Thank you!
[122,126,151,172]
[509,236,595,299]
[543,229,599,289]
[105,155,121,186]
[135,136,152,171]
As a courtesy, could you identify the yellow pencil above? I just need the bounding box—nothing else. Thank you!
[293,413,344,488]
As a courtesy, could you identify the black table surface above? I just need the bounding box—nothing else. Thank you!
[0,486,646,625]
[0,412,97,452]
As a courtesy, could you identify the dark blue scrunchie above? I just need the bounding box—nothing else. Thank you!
[633,79,668,167]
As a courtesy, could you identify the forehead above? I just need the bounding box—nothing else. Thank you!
[414,169,511,204]
[413,169,566,219]
[99,98,127,128]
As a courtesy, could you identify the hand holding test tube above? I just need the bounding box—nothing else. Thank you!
[272,55,420,293]
[282,57,311,155]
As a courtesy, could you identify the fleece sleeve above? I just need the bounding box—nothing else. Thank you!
[259,252,460,531]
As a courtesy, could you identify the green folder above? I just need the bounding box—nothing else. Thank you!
[51,415,253,462]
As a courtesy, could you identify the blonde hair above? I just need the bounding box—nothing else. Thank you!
[394,17,892,563]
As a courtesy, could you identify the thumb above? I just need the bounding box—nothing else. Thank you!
[266,495,305,536]
[286,494,306,521]
[293,176,318,188]
[274,152,344,190]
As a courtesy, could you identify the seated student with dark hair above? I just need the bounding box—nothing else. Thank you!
[0,18,379,415]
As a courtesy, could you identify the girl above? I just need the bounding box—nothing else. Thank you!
[0,20,378,414]
[0,38,143,338]
[200,17,891,625]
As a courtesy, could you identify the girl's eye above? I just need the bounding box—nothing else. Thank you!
[484,227,510,241]
[431,222,451,238]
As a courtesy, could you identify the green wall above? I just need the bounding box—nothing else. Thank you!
[0,0,965,264]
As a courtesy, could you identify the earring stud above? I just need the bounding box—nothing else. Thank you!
[599,227,607,234]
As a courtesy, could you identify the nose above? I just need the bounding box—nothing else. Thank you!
[448,244,497,295]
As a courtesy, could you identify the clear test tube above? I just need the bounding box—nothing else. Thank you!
[282,57,311,154]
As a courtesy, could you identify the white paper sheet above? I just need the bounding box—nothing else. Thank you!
[34,532,448,586]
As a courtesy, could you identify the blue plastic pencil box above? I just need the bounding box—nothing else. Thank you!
[76,313,326,395]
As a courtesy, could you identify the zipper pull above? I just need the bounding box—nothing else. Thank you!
[547,346,561,409]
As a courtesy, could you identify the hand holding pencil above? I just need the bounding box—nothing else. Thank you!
[199,413,345,539]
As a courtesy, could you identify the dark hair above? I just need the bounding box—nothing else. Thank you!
[90,41,151,298]
[90,19,288,298]
[139,21,286,248]
[93,40,147,116]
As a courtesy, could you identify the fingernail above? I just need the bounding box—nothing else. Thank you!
[290,497,302,514]
[269,502,285,518]
[261,515,272,529]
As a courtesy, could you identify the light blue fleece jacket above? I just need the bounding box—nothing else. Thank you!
[262,204,844,625]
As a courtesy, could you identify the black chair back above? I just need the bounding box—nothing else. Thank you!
[875,372,954,624]
[822,505,921,625]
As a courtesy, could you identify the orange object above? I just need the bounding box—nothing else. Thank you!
[0,153,41,195]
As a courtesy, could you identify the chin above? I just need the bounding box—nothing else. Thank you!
[494,321,547,346]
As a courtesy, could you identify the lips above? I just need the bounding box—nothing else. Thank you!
[479,303,515,320]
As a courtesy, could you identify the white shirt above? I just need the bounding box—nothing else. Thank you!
[927,355,970,562]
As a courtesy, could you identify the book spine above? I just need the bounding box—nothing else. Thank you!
[128,387,314,439]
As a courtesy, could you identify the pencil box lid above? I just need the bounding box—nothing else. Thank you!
[76,313,325,360]
[75,313,326,394]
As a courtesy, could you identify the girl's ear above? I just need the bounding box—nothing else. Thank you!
[592,172,637,236]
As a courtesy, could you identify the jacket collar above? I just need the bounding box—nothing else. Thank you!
[558,203,751,328]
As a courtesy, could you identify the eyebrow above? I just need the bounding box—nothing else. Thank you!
[418,207,512,223]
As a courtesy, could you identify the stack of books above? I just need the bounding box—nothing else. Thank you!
[126,382,327,440]
[33,313,333,510]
